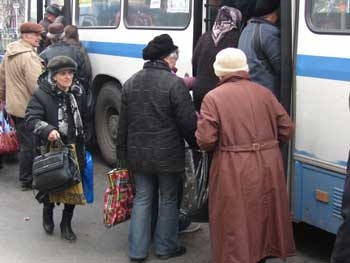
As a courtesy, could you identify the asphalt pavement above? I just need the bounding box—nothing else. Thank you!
[0,152,336,263]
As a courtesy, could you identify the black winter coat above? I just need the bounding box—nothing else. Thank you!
[25,72,89,170]
[192,29,240,111]
[40,41,92,91]
[116,61,197,174]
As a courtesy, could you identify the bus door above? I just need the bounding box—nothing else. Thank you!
[292,0,350,234]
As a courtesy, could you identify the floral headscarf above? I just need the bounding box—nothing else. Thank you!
[211,6,243,47]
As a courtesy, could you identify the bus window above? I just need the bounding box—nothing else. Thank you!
[125,0,191,28]
[308,0,350,32]
[77,0,121,27]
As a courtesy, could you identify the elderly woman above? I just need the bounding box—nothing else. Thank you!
[117,34,197,262]
[195,48,296,263]
[192,5,242,111]
[25,56,89,241]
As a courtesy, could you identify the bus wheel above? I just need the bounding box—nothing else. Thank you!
[94,81,121,166]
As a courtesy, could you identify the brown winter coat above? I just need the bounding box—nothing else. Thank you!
[0,39,43,117]
[195,72,296,263]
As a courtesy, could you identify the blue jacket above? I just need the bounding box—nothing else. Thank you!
[238,17,281,98]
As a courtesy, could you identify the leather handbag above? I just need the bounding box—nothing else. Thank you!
[32,140,80,193]
[0,107,19,154]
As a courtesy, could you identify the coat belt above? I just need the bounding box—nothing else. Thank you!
[219,140,279,152]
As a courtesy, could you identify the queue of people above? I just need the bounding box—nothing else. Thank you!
[0,1,348,263]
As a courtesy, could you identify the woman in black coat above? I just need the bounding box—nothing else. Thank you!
[25,56,89,241]
[192,5,243,111]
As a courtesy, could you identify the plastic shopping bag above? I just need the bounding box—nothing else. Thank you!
[103,167,134,228]
[82,151,94,203]
[181,146,209,216]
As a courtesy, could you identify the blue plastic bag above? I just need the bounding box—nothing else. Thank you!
[83,151,94,203]
[0,108,11,133]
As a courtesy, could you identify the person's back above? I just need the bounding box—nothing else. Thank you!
[192,6,242,111]
[117,34,196,262]
[238,0,281,98]
[63,25,92,87]
[196,48,295,263]
[40,23,91,91]
[120,60,196,173]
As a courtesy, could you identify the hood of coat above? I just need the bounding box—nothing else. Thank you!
[5,39,36,57]
[217,71,250,87]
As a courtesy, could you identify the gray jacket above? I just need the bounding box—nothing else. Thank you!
[238,17,281,98]
[116,60,197,174]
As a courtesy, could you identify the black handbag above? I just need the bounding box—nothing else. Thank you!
[32,140,80,193]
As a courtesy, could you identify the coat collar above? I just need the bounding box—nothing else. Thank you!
[143,60,171,72]
[217,71,250,86]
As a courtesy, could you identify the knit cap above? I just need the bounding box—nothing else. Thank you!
[142,34,178,61]
[213,48,249,77]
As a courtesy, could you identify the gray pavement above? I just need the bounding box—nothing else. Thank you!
[0,152,335,263]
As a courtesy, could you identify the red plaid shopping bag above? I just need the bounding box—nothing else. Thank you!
[103,168,135,228]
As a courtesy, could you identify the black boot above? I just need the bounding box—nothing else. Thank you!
[60,207,76,241]
[42,203,54,234]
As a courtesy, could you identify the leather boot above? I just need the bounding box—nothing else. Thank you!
[43,204,54,234]
[60,209,76,241]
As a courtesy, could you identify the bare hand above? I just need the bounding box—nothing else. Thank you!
[47,130,60,142]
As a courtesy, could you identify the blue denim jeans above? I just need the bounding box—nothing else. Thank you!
[129,172,180,259]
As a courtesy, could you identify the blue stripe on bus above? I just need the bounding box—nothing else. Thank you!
[296,55,350,81]
[82,41,350,81]
[82,41,145,58]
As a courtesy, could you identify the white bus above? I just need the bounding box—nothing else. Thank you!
[26,0,350,234]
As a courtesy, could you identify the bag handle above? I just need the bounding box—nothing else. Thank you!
[41,138,65,155]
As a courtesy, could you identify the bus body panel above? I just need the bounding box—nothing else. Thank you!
[292,0,350,234]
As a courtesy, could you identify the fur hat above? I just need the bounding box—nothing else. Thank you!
[19,22,44,34]
[142,34,178,61]
[46,4,61,17]
[47,23,64,39]
[213,48,249,77]
[254,0,280,17]
[47,56,77,77]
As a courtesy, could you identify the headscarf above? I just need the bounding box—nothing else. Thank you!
[211,6,243,47]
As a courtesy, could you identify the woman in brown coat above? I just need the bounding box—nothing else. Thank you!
[195,48,296,263]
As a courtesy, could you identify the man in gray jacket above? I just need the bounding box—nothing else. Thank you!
[0,22,44,190]
[238,0,281,99]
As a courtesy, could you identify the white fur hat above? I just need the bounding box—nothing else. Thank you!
[213,48,249,77]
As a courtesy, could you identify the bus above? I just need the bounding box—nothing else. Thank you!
[24,0,350,235]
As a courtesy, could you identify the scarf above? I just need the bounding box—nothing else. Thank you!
[56,84,84,138]
[211,6,242,47]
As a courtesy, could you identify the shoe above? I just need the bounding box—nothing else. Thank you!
[179,223,201,234]
[20,183,33,191]
[156,246,186,260]
[129,258,146,262]
[43,205,54,234]
[60,210,77,241]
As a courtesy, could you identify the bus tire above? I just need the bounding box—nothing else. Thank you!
[94,81,121,166]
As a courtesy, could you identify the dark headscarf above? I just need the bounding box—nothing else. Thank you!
[211,6,242,47]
